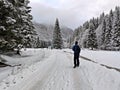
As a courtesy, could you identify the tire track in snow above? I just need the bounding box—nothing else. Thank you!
[6,50,58,90]
[41,51,73,90]
[27,52,59,90]
[23,50,73,90]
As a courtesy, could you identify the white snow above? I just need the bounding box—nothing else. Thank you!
[81,49,120,68]
[0,49,120,90]
[0,26,5,31]
[0,67,12,82]
[0,48,49,66]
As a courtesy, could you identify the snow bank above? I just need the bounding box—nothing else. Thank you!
[81,49,120,68]
[1,48,48,67]
[0,48,52,84]
[0,49,54,90]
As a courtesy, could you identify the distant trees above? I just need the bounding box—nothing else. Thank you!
[35,37,51,48]
[72,6,120,51]
[0,0,36,52]
[100,18,106,49]
[103,10,113,50]
[111,7,120,50]
[86,20,98,49]
[52,18,63,49]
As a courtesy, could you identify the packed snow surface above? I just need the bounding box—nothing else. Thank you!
[0,49,120,90]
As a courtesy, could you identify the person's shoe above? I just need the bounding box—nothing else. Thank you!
[73,66,76,68]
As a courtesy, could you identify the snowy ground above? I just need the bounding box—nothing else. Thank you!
[81,49,120,68]
[0,49,120,90]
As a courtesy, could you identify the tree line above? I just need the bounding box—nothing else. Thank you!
[71,6,120,51]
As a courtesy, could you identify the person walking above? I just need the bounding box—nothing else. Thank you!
[72,41,81,68]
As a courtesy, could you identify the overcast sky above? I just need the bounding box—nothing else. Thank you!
[29,0,120,29]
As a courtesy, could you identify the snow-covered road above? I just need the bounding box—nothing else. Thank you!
[7,50,92,90]
[0,49,120,90]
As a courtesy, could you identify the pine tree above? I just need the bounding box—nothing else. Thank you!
[99,12,105,24]
[81,29,89,48]
[67,37,72,48]
[111,7,120,50]
[110,9,114,23]
[104,10,113,50]
[83,21,89,29]
[0,0,17,52]
[87,21,98,50]
[72,28,80,42]
[14,0,35,48]
[100,18,106,49]
[0,0,36,52]
[92,18,99,29]
[52,18,63,49]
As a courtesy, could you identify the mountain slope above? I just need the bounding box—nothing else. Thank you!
[33,22,73,42]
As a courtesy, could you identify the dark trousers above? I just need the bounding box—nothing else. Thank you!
[74,53,79,66]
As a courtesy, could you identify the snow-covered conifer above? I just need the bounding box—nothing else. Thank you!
[0,0,17,52]
[86,20,98,50]
[111,7,120,50]
[104,10,113,50]
[52,18,63,49]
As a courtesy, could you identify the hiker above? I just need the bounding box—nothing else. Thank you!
[72,41,81,68]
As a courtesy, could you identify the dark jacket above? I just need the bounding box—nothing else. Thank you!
[72,44,81,54]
